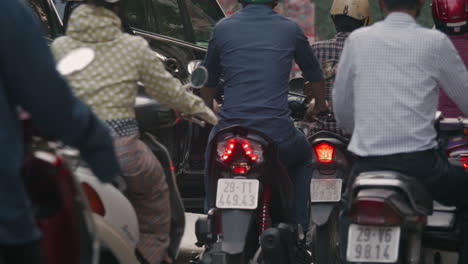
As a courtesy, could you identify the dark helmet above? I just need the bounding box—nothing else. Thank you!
[432,0,468,34]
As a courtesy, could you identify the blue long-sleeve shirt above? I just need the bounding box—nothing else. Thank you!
[203,4,323,142]
[0,0,120,244]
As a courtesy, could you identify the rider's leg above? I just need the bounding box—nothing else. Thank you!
[277,129,312,229]
[114,135,171,264]
[203,125,220,213]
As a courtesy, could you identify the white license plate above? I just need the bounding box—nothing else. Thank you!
[346,224,401,263]
[216,179,259,209]
[310,178,342,202]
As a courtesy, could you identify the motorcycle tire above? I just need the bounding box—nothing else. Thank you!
[310,208,341,264]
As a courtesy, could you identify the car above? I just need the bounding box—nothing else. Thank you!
[28,0,225,212]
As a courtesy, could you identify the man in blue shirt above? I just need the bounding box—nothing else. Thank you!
[0,1,120,262]
[201,0,325,228]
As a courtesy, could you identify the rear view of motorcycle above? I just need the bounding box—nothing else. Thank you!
[288,77,352,264]
[344,115,468,264]
[195,126,306,264]
[308,128,352,264]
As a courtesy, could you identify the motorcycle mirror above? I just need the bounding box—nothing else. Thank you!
[190,66,209,89]
[187,60,203,75]
[288,77,305,94]
[57,48,95,76]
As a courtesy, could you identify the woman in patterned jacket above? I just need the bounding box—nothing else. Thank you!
[51,0,217,263]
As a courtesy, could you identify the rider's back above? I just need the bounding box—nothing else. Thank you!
[211,5,303,141]
[341,14,467,156]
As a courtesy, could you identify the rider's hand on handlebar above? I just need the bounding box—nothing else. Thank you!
[304,100,329,122]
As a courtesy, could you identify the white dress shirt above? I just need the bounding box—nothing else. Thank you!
[333,12,468,156]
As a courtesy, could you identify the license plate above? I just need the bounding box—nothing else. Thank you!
[310,179,342,202]
[346,224,400,263]
[216,179,259,209]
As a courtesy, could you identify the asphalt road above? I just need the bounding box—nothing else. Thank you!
[175,213,459,264]
[175,213,204,264]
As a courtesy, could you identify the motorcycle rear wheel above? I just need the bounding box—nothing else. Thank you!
[310,208,341,264]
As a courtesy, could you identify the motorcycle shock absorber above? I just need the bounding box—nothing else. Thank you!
[260,184,272,233]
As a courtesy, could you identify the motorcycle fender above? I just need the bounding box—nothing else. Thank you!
[220,210,254,255]
[310,203,336,227]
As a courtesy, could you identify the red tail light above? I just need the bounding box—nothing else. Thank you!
[217,138,263,163]
[349,198,403,226]
[314,143,335,163]
[233,166,248,174]
[81,183,106,216]
[461,157,468,169]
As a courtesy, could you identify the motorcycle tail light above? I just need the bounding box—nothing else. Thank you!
[217,138,263,163]
[232,166,248,174]
[314,143,335,163]
[461,157,468,169]
[81,183,106,216]
[349,198,403,226]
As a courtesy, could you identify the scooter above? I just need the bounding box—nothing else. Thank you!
[345,114,468,264]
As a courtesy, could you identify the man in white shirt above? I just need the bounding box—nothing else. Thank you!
[333,0,468,262]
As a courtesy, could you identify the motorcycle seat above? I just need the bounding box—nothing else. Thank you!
[353,171,433,215]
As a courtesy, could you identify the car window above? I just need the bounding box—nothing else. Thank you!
[124,0,148,30]
[150,0,185,40]
[184,0,223,47]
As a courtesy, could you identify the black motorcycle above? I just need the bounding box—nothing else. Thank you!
[345,114,468,264]
[194,80,312,264]
[288,77,353,264]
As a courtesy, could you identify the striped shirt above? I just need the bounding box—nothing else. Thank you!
[438,33,468,118]
[333,12,468,156]
[309,32,350,136]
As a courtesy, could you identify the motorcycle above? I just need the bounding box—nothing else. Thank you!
[194,80,312,264]
[345,114,468,264]
[288,77,353,264]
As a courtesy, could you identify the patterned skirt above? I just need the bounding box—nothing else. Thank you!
[113,135,171,264]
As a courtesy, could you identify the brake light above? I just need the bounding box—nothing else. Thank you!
[314,143,335,163]
[349,198,403,226]
[461,157,468,169]
[217,138,263,163]
[81,183,105,216]
[233,166,248,174]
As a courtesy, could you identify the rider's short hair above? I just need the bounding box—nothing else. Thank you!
[333,15,366,33]
[382,0,421,11]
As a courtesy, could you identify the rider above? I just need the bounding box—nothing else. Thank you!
[332,0,468,262]
[309,0,371,135]
[432,0,468,118]
[51,1,217,263]
[0,1,120,263]
[201,0,326,229]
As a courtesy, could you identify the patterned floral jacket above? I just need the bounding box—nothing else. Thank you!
[52,4,217,133]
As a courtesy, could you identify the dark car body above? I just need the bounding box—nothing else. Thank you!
[28,0,225,211]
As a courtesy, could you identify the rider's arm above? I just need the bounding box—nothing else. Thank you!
[333,38,355,133]
[201,27,222,110]
[436,36,468,116]
[1,1,120,182]
[294,25,327,113]
[138,40,218,125]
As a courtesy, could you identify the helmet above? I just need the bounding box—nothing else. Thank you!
[432,0,468,34]
[330,0,372,26]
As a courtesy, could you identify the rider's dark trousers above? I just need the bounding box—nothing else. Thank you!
[340,148,468,264]
[0,241,44,264]
[204,127,312,228]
